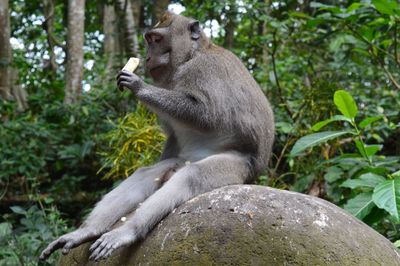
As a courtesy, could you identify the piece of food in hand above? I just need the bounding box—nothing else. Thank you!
[122,57,140,72]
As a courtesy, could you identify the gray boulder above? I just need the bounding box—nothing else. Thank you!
[59,185,400,265]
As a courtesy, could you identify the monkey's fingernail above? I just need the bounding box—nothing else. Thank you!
[185,161,191,165]
[120,216,127,222]
[154,178,160,182]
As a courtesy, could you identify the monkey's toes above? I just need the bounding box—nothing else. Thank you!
[89,236,116,261]
[88,230,136,261]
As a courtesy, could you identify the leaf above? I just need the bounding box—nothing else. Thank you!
[10,206,26,215]
[372,0,398,15]
[392,170,400,178]
[290,131,350,157]
[359,116,383,129]
[311,115,352,131]
[364,145,383,157]
[324,166,343,183]
[372,178,400,220]
[394,240,400,248]
[344,192,375,219]
[0,222,12,237]
[341,173,385,189]
[334,90,358,119]
[355,140,382,157]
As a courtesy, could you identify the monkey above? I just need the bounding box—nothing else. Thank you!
[40,11,275,261]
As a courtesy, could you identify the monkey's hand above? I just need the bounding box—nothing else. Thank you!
[117,70,144,94]
[39,227,98,260]
[89,227,137,261]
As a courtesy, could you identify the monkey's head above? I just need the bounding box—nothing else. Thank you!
[144,12,208,84]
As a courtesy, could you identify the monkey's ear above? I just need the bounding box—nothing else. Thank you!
[189,21,201,40]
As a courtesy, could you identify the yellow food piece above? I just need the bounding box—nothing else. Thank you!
[122,57,140,72]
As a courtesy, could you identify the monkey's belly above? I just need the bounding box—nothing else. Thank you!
[177,134,232,162]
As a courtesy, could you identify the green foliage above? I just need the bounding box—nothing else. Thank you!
[291,90,400,240]
[0,205,70,265]
[3,0,400,253]
[98,104,165,180]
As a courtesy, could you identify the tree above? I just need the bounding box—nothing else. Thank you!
[42,0,59,74]
[0,0,11,100]
[64,0,85,105]
[115,0,140,57]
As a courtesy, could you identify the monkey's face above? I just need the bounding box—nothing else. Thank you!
[144,12,203,85]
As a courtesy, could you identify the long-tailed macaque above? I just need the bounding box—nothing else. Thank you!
[40,12,274,261]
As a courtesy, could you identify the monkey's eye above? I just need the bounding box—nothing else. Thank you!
[145,32,163,44]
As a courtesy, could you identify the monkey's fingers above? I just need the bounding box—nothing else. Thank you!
[39,238,66,260]
[117,81,134,92]
[62,239,81,254]
[117,70,134,80]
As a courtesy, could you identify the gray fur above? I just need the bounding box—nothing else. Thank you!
[40,12,274,261]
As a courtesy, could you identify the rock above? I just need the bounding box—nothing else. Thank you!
[59,185,400,265]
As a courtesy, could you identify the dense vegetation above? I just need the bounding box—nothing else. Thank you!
[0,0,399,265]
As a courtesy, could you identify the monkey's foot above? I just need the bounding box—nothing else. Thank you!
[40,228,98,260]
[89,228,137,261]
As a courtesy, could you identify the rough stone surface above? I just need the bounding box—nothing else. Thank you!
[59,185,400,266]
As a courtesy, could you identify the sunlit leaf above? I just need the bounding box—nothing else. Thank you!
[334,90,358,119]
[372,178,400,220]
[341,173,385,189]
[290,131,350,157]
[359,116,383,129]
[344,192,375,219]
[311,115,352,131]
[372,0,398,15]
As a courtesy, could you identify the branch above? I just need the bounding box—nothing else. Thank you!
[271,30,294,119]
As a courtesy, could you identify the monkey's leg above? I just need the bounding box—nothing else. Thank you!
[40,158,184,260]
[89,152,250,261]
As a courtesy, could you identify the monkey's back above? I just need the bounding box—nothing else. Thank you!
[188,44,275,178]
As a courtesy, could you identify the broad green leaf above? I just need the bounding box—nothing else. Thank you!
[0,222,12,238]
[344,192,375,219]
[355,140,382,157]
[288,11,311,19]
[372,0,398,15]
[324,166,343,183]
[346,3,363,13]
[355,140,366,157]
[359,116,383,129]
[311,115,352,132]
[341,173,385,189]
[10,206,26,215]
[372,178,400,220]
[394,240,400,248]
[334,90,358,119]
[290,131,350,157]
[364,145,382,156]
[392,170,400,178]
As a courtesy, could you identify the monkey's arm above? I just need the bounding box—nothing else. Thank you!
[117,71,214,128]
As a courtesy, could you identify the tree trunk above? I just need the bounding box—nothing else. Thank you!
[0,0,11,100]
[42,0,58,74]
[64,0,85,105]
[223,2,236,50]
[115,0,139,57]
[152,0,169,26]
[10,68,28,111]
[103,3,120,76]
